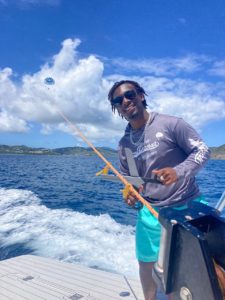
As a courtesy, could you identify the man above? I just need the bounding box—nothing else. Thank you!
[108,80,210,300]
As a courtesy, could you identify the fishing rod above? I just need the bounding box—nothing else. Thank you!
[43,76,158,218]
[48,79,225,299]
[58,110,159,218]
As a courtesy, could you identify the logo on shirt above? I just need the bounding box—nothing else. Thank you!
[133,141,159,158]
[156,132,164,139]
[189,138,209,164]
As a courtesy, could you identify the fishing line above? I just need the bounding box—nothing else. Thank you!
[44,78,225,297]
[58,109,159,218]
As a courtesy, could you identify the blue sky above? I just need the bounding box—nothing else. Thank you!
[0,0,225,149]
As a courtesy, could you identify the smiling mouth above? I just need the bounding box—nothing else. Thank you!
[124,106,138,119]
[125,104,136,113]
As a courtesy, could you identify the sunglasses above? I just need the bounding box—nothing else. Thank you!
[111,90,137,107]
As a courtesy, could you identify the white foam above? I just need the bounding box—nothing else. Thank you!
[0,188,138,277]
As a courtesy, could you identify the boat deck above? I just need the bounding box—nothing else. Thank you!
[0,255,144,299]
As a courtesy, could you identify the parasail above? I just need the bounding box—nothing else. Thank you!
[44,77,55,85]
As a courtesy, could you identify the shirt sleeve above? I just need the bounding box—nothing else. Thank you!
[173,118,211,178]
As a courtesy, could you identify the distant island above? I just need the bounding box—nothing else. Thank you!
[0,144,225,159]
[0,145,117,157]
[208,144,225,160]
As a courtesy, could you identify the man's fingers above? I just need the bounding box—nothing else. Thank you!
[125,185,144,206]
[159,175,165,181]
[153,168,178,185]
[125,193,137,206]
[152,169,161,175]
[138,185,144,193]
[153,169,166,180]
[126,197,137,206]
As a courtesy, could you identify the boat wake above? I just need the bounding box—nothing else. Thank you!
[0,187,139,277]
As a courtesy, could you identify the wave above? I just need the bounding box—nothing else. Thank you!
[0,187,138,277]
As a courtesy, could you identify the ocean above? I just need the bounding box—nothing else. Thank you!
[0,154,224,283]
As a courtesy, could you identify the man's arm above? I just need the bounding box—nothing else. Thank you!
[172,118,211,178]
[153,118,211,185]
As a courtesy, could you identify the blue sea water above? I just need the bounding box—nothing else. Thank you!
[0,154,224,297]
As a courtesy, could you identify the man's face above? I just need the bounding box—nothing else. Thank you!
[112,83,145,120]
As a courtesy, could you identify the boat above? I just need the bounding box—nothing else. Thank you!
[1,191,224,299]
[0,254,144,299]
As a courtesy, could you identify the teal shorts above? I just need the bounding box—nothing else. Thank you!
[136,196,207,262]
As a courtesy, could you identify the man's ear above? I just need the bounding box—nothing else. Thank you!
[140,94,145,102]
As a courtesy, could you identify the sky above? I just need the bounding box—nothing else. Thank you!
[0,0,225,149]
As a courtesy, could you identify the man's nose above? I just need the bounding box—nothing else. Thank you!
[122,96,131,105]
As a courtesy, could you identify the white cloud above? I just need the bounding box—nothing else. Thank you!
[0,110,29,132]
[109,54,210,76]
[0,39,124,140]
[1,38,225,144]
[139,76,225,129]
[209,60,225,77]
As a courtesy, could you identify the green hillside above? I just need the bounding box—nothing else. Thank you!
[0,144,224,159]
[0,145,117,156]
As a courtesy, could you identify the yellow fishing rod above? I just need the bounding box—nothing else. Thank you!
[46,79,225,299]
[58,110,159,218]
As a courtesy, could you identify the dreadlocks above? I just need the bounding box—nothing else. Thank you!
[108,80,148,113]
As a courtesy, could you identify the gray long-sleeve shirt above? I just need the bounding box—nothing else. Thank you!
[118,112,211,207]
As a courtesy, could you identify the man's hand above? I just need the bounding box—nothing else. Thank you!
[125,185,143,207]
[152,167,178,185]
